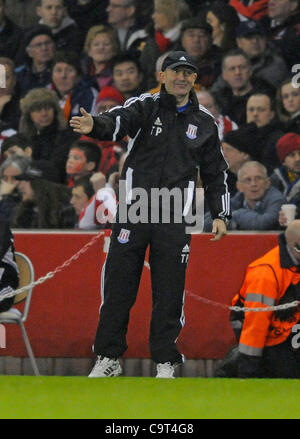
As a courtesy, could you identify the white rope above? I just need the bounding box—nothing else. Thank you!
[186,291,300,313]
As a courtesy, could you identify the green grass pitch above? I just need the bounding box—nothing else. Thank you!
[0,376,300,419]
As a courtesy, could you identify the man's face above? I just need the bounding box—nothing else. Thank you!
[106,0,134,27]
[237,34,266,58]
[268,0,297,20]
[222,55,251,92]
[221,142,249,173]
[283,150,300,174]
[286,230,300,263]
[160,67,197,103]
[113,61,141,95]
[246,95,275,127]
[196,91,219,118]
[37,0,65,29]
[237,164,270,204]
[181,28,211,59]
[27,34,55,64]
[70,185,89,215]
[52,62,79,95]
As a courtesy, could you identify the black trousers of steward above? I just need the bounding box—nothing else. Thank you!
[93,220,191,364]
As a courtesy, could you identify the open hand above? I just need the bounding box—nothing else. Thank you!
[69,107,94,134]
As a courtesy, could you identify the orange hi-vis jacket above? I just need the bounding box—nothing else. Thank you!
[232,234,300,357]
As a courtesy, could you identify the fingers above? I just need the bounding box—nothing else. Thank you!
[80,107,89,116]
[210,231,226,241]
[210,219,227,241]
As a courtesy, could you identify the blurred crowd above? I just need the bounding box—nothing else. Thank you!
[0,0,300,231]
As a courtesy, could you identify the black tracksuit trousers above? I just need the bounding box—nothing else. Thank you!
[93,219,191,364]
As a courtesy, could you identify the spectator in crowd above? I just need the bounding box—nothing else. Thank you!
[221,124,261,194]
[0,220,19,313]
[1,134,32,160]
[229,0,269,20]
[16,25,56,96]
[140,0,191,89]
[18,88,78,182]
[245,92,284,173]
[204,161,286,231]
[276,77,300,134]
[206,1,240,52]
[4,0,39,29]
[106,0,148,54]
[177,18,222,89]
[70,173,95,226]
[260,0,300,69]
[0,155,31,222]
[236,20,289,89]
[112,54,145,100]
[93,86,126,175]
[95,85,125,114]
[13,161,75,229]
[217,219,300,378]
[211,49,275,125]
[50,51,98,121]
[0,0,24,61]
[36,0,79,52]
[65,139,102,187]
[0,57,21,131]
[66,0,109,52]
[82,24,121,92]
[270,133,300,204]
[196,89,238,140]
[147,50,172,94]
[77,151,127,230]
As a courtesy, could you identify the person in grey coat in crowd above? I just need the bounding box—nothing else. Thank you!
[204,161,286,231]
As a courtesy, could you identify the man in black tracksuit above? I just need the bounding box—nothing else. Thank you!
[70,51,230,378]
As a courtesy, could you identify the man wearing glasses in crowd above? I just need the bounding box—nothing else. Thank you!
[70,50,230,378]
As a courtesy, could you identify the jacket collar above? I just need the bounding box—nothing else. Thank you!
[159,84,199,111]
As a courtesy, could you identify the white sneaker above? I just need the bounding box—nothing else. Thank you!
[156,362,176,378]
[88,356,122,378]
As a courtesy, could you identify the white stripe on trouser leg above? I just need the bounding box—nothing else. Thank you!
[99,260,106,314]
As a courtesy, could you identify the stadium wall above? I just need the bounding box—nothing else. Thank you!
[0,230,279,376]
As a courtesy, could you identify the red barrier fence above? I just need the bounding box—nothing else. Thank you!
[0,231,279,360]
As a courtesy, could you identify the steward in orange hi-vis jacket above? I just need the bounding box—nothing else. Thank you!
[228,220,300,378]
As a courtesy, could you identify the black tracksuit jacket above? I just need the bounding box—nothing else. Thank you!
[89,85,231,364]
[90,85,230,221]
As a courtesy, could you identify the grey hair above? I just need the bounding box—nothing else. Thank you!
[0,155,31,179]
[237,160,268,182]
